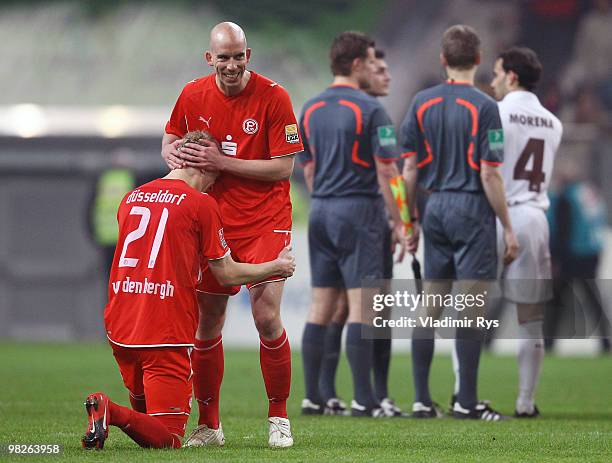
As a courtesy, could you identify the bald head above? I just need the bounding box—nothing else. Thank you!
[209,22,247,52]
[205,22,252,95]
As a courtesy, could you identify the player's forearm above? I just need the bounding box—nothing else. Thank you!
[303,162,314,193]
[402,157,418,217]
[481,166,512,230]
[376,161,403,225]
[223,261,280,286]
[221,156,295,182]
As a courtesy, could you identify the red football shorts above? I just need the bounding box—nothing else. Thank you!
[110,343,192,436]
[198,230,291,296]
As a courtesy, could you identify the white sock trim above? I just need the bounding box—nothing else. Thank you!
[260,333,288,350]
[194,337,223,351]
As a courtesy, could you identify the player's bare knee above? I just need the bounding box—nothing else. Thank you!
[254,310,282,339]
[196,313,225,340]
[331,303,349,324]
[197,293,228,317]
[331,293,349,324]
[517,303,545,325]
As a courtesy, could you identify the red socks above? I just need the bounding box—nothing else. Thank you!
[108,400,180,449]
[193,335,224,428]
[260,329,291,418]
[190,331,290,423]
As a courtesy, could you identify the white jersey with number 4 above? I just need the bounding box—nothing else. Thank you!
[498,91,563,210]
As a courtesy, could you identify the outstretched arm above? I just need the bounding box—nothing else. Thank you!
[208,247,295,286]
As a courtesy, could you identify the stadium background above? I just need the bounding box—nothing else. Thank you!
[1,0,609,353]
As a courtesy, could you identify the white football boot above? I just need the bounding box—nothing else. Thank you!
[183,423,225,447]
[268,417,293,448]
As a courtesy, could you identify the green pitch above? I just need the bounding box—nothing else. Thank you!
[0,343,610,462]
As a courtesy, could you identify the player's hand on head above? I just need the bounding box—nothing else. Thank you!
[181,140,225,172]
[162,139,185,170]
[503,228,519,265]
[276,246,296,277]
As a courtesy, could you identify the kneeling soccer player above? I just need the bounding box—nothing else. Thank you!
[82,131,296,450]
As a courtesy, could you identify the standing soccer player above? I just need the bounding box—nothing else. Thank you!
[401,25,518,420]
[316,49,404,416]
[299,32,410,417]
[162,22,303,448]
[490,47,563,417]
[82,132,295,450]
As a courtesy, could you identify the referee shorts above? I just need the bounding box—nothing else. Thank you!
[309,196,386,289]
[422,191,497,280]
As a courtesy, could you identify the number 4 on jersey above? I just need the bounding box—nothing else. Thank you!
[513,138,545,193]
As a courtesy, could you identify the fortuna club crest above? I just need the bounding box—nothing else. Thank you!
[242,118,259,135]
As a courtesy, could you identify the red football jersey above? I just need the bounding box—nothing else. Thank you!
[104,178,229,347]
[165,72,304,239]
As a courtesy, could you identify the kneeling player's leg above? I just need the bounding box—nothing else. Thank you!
[111,347,147,414]
[139,347,192,447]
[516,303,545,415]
[251,280,291,418]
[90,346,186,449]
[193,290,230,429]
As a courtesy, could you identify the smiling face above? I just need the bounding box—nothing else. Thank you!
[206,23,251,95]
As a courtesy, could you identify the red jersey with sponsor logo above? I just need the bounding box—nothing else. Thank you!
[104,178,229,347]
[165,72,304,239]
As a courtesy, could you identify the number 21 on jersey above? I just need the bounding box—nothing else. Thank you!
[118,206,169,269]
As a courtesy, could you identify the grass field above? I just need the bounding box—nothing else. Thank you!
[0,343,611,462]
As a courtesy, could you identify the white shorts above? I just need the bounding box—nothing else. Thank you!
[497,204,552,304]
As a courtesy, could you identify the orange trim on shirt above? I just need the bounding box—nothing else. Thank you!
[416,97,443,132]
[481,159,503,166]
[401,151,417,158]
[339,100,363,134]
[455,98,480,171]
[417,140,434,168]
[351,141,369,167]
[339,99,370,168]
[303,101,327,140]
[415,97,443,168]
